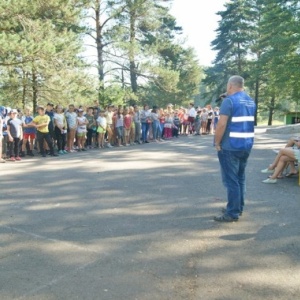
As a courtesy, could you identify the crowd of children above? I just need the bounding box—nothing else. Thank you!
[0,102,220,162]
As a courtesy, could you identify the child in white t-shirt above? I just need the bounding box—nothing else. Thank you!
[76,109,88,151]
[97,111,107,148]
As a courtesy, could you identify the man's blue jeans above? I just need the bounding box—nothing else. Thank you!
[218,149,251,219]
[142,122,149,142]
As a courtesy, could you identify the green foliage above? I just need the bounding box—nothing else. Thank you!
[0,0,204,110]
[203,0,300,124]
[0,0,97,109]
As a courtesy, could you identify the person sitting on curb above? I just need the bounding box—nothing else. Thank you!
[272,136,300,178]
[261,140,300,183]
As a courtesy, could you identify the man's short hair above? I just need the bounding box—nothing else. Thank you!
[228,76,244,88]
[228,75,245,88]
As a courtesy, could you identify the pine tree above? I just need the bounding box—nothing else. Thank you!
[0,0,96,109]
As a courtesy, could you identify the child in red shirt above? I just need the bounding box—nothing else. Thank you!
[123,107,132,146]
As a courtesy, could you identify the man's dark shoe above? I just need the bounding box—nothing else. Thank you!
[214,214,238,222]
[42,154,47,158]
[222,208,243,216]
[50,153,59,157]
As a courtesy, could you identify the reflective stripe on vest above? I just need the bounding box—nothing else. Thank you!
[228,92,256,150]
[230,132,255,138]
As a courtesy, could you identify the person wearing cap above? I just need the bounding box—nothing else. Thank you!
[30,106,58,157]
[0,106,6,162]
[7,109,23,161]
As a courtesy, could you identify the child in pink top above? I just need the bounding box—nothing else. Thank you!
[123,107,132,146]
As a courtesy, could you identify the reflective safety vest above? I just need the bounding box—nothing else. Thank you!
[228,92,256,150]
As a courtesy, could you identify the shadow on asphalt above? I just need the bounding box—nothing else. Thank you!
[0,135,299,299]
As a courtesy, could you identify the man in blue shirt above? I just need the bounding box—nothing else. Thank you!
[214,76,256,222]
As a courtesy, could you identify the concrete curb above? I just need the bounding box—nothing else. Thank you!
[265,123,300,134]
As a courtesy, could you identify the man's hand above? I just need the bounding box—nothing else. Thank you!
[215,144,221,151]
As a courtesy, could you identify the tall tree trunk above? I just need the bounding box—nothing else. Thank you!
[268,96,275,126]
[95,1,104,84]
[32,69,38,113]
[254,76,259,126]
[22,69,27,109]
[237,41,242,74]
[129,2,138,93]
[121,68,125,89]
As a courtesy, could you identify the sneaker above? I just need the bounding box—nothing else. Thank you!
[50,153,59,157]
[0,158,6,163]
[214,214,238,222]
[262,178,277,184]
[125,144,130,147]
[42,154,47,158]
[107,143,113,148]
[222,208,243,216]
[273,149,279,154]
[58,150,64,155]
[63,150,68,154]
[81,148,87,151]
[261,168,274,174]
[9,157,16,162]
[15,156,22,161]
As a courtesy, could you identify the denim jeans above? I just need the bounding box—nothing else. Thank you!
[218,149,251,219]
[142,122,149,142]
[152,120,160,140]
[134,122,141,142]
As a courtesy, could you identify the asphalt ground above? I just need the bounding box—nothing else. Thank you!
[0,129,299,300]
